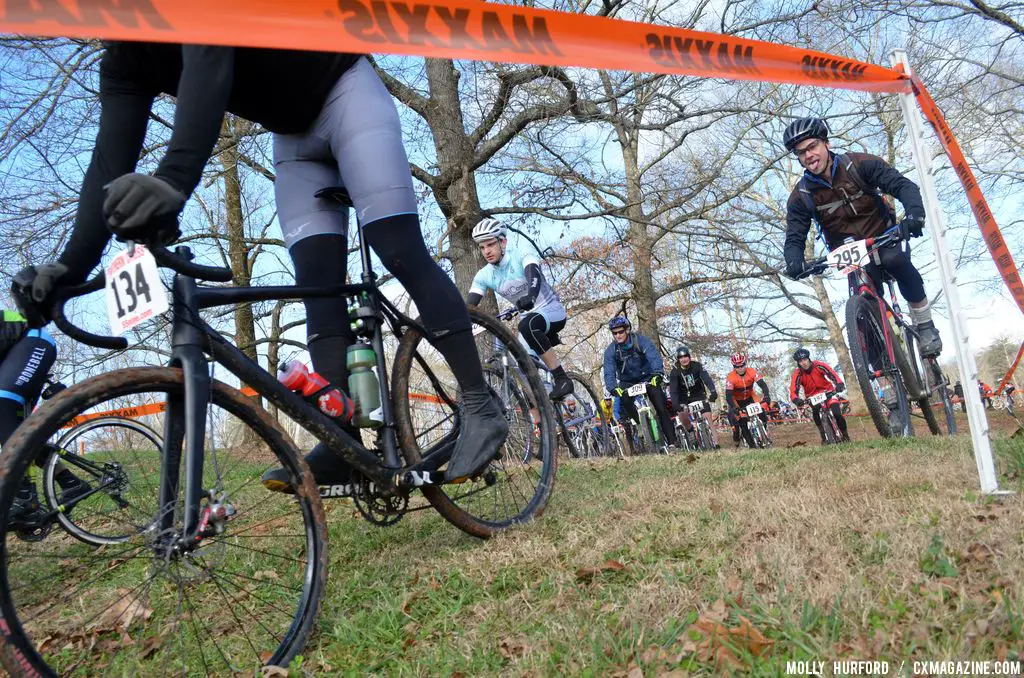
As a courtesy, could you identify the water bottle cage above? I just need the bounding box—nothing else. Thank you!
[348,301,379,337]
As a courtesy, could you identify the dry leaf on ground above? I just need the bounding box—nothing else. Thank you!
[576,559,627,581]
[92,591,153,631]
[499,635,530,660]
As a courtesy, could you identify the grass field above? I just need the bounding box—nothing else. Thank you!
[278,412,1024,676]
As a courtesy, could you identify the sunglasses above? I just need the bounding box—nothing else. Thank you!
[793,139,823,158]
[611,329,627,336]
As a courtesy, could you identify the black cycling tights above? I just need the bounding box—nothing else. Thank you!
[289,215,486,396]
[617,384,677,447]
[0,333,56,467]
[518,313,565,356]
[865,242,926,304]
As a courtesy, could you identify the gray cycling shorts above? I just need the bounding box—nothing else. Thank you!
[273,57,418,248]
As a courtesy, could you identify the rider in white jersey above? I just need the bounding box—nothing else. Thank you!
[466,219,574,399]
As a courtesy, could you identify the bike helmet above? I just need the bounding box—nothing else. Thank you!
[793,348,811,362]
[608,316,631,332]
[782,117,829,152]
[730,352,746,368]
[676,345,691,358]
[471,218,506,243]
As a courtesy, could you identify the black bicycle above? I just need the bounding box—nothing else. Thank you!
[0,188,557,676]
[6,377,166,546]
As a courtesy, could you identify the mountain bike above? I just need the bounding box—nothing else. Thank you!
[806,227,956,438]
[676,400,716,451]
[7,377,165,546]
[623,382,669,454]
[488,308,611,459]
[738,402,772,449]
[807,391,844,444]
[0,188,557,676]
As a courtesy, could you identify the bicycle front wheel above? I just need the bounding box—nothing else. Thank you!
[845,295,912,438]
[0,368,327,677]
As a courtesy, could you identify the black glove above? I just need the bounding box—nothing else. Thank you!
[709,392,718,402]
[793,398,805,407]
[103,173,185,243]
[836,383,846,393]
[649,374,663,388]
[898,217,924,240]
[613,387,625,398]
[785,260,805,279]
[11,262,68,328]
[515,295,535,312]
[787,260,825,280]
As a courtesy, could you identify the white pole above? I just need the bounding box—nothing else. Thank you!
[890,49,1006,494]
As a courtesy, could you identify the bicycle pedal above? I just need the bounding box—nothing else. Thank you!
[12,518,53,542]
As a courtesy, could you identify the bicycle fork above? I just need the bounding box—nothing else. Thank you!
[160,274,223,550]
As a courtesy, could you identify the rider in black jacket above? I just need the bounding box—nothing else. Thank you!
[668,346,719,448]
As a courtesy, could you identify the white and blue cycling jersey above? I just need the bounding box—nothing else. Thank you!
[469,244,565,321]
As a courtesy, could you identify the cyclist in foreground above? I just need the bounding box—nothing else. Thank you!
[465,218,574,400]
[602,317,678,449]
[789,348,851,444]
[724,353,771,448]
[668,345,719,449]
[0,311,90,535]
[11,42,507,487]
[781,117,942,359]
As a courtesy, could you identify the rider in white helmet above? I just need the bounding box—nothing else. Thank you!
[466,218,574,399]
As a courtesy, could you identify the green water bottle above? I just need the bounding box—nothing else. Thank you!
[347,341,383,428]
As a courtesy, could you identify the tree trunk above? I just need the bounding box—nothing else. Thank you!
[220,116,259,408]
[423,59,485,294]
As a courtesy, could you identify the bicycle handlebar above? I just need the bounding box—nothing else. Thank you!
[805,226,902,276]
[47,244,233,351]
[50,275,129,351]
[150,245,233,283]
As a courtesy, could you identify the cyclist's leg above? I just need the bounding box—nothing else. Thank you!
[0,330,58,518]
[831,402,851,441]
[810,403,826,444]
[737,399,756,447]
[645,384,677,446]
[519,312,572,398]
[617,397,641,453]
[702,406,719,446]
[279,57,506,480]
[266,141,364,493]
[877,243,940,355]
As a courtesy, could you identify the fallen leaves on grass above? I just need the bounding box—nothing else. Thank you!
[92,590,153,631]
[576,559,627,582]
[499,635,530,660]
[676,612,772,672]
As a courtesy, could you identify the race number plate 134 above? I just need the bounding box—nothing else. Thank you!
[105,246,168,335]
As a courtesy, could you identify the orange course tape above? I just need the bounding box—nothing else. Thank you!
[0,0,909,92]
[996,340,1024,395]
[62,401,167,428]
[909,74,1024,317]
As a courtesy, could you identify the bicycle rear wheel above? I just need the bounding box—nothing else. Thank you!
[392,309,558,539]
[42,416,164,546]
[0,368,326,677]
